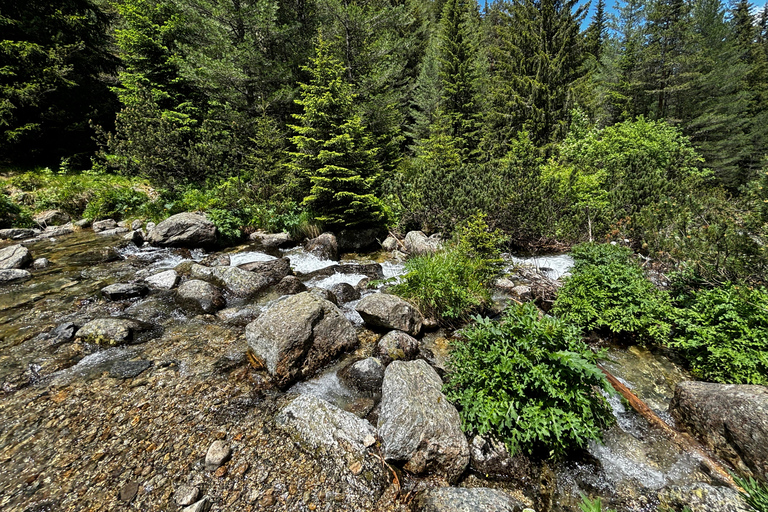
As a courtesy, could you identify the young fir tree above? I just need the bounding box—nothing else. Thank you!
[585,0,608,60]
[288,36,386,230]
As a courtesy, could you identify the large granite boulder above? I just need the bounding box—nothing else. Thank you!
[0,228,37,240]
[245,292,358,388]
[249,231,294,248]
[275,394,386,497]
[0,244,32,269]
[176,279,226,314]
[376,330,419,366]
[404,231,441,256]
[415,487,529,512]
[75,318,154,346]
[237,257,293,284]
[178,262,286,298]
[145,270,180,290]
[0,269,32,283]
[670,381,768,481]
[657,483,750,512]
[305,232,338,261]
[101,282,149,301]
[147,212,217,247]
[34,209,70,227]
[355,293,423,336]
[378,359,469,482]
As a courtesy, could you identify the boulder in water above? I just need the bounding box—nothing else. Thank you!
[273,275,306,296]
[670,381,768,481]
[145,270,180,290]
[92,219,117,233]
[0,228,37,240]
[147,212,217,247]
[330,282,360,304]
[415,487,530,512]
[657,483,750,512]
[249,231,294,248]
[0,244,32,269]
[0,269,32,283]
[245,292,357,388]
[378,359,469,482]
[101,282,149,301]
[304,232,338,261]
[376,330,419,366]
[176,279,226,314]
[355,293,423,336]
[339,357,385,394]
[75,318,154,346]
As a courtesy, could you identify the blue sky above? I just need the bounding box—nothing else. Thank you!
[581,0,768,26]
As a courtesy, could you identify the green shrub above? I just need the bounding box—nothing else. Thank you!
[0,192,34,228]
[579,495,616,512]
[82,186,151,221]
[552,243,672,344]
[445,303,615,458]
[205,208,244,246]
[668,283,768,385]
[390,214,505,327]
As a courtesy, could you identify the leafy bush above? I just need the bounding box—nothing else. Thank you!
[0,192,33,228]
[390,215,505,327]
[668,283,768,385]
[445,303,615,458]
[552,243,672,344]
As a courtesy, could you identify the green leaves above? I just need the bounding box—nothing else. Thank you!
[552,243,673,344]
[445,303,615,458]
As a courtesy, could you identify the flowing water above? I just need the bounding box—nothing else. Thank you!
[0,233,726,511]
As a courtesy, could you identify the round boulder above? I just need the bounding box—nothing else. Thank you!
[376,330,419,366]
[147,212,217,247]
[176,279,226,314]
[0,244,32,270]
[339,357,385,394]
[330,282,360,304]
[355,293,423,336]
[304,232,338,261]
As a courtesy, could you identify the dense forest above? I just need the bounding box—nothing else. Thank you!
[1,0,767,280]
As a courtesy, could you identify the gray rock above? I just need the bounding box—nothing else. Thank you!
[123,229,144,245]
[32,257,50,269]
[176,279,225,314]
[381,235,399,252]
[74,218,91,228]
[470,435,516,479]
[42,223,75,237]
[511,285,532,301]
[205,440,231,470]
[216,307,261,327]
[245,292,358,388]
[0,228,37,240]
[145,221,156,232]
[47,322,78,345]
[336,227,385,252]
[96,227,130,236]
[670,381,768,481]
[275,394,385,495]
[339,357,385,394]
[309,287,337,305]
[494,278,517,292]
[299,262,384,281]
[404,231,441,256]
[199,253,230,267]
[0,269,32,283]
[304,232,338,261]
[70,246,121,265]
[75,318,153,346]
[180,263,278,298]
[147,212,217,247]
[92,219,117,233]
[131,219,143,231]
[249,231,294,248]
[145,270,179,290]
[181,497,210,512]
[356,293,423,336]
[119,481,139,502]
[657,483,750,512]
[273,275,306,296]
[174,485,200,507]
[109,360,152,379]
[378,359,469,482]
[34,209,70,227]
[237,257,293,282]
[0,244,32,269]
[101,282,149,301]
[416,487,528,512]
[330,282,360,304]
[376,330,419,366]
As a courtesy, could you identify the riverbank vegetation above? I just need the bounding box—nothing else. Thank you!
[3,0,768,460]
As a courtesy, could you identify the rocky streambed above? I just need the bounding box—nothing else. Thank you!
[1,213,766,512]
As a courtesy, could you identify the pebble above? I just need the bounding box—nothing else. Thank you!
[32,257,50,269]
[174,484,200,506]
[205,440,231,470]
[119,481,139,502]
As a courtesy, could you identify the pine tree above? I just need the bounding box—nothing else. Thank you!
[288,36,386,229]
[585,0,608,60]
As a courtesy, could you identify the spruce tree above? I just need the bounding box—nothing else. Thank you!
[585,0,608,60]
[288,36,386,230]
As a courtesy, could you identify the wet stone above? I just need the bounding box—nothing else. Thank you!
[0,268,32,283]
[329,282,360,304]
[32,257,51,269]
[97,227,130,237]
[145,269,179,290]
[0,244,32,269]
[92,219,117,233]
[205,440,231,470]
[174,484,200,506]
[119,481,139,502]
[0,228,37,240]
[109,360,152,379]
[101,282,149,301]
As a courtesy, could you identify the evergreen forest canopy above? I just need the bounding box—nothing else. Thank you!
[1,0,767,281]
